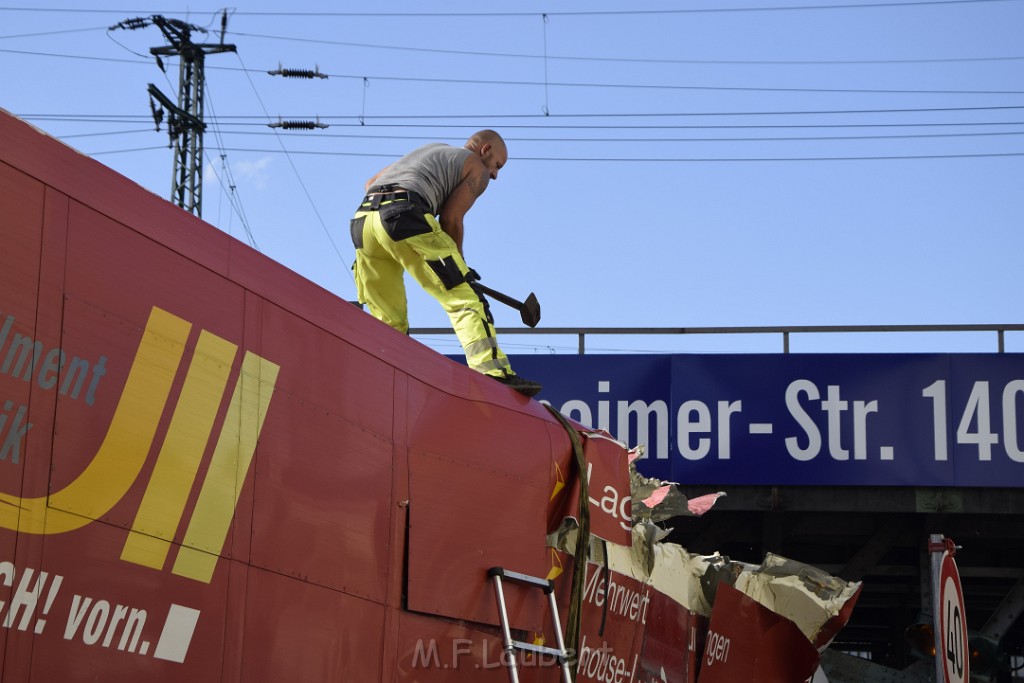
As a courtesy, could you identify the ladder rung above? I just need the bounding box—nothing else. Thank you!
[488,567,554,593]
[511,640,567,661]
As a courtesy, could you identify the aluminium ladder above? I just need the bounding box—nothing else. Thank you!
[488,567,573,683]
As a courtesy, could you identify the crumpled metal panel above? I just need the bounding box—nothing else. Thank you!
[736,553,862,648]
[639,589,704,683]
[546,429,634,547]
[696,583,821,683]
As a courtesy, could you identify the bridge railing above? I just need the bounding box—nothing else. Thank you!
[409,324,1024,354]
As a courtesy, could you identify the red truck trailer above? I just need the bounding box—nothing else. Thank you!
[0,109,857,682]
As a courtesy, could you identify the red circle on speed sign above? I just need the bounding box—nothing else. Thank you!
[938,551,969,683]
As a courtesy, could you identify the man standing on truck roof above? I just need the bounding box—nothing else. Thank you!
[349,130,542,398]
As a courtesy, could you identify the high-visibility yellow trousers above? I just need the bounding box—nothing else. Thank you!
[350,198,514,378]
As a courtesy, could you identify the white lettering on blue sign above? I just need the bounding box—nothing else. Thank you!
[528,356,1024,487]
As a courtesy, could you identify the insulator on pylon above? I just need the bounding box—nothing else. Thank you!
[110,16,149,31]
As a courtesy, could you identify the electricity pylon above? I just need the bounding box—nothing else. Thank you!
[113,13,236,217]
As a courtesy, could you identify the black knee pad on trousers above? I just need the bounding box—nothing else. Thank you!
[426,257,466,290]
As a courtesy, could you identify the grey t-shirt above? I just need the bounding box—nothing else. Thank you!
[373,143,472,215]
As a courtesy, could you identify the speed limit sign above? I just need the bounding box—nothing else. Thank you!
[934,538,969,683]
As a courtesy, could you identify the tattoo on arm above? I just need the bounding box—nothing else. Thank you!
[466,168,488,198]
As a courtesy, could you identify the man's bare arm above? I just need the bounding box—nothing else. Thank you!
[438,156,489,255]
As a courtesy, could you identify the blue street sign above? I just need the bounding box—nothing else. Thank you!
[507,354,1024,487]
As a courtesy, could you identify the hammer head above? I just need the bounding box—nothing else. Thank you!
[521,293,541,328]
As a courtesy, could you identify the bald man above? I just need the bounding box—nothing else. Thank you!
[350,130,541,397]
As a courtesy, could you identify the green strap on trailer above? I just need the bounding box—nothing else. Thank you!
[545,404,591,680]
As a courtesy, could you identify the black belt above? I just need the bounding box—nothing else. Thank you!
[360,188,427,211]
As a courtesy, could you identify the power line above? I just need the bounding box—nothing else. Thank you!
[7,35,1023,97]
[0,26,108,39]
[42,121,1024,151]
[228,30,1024,66]
[74,103,1019,123]
[84,146,1019,163]
[203,152,258,249]
[203,77,258,250]
[10,44,1024,95]
[88,146,165,155]
[0,46,148,64]
[118,104,1024,119]
[232,51,350,283]
[50,121,1024,146]
[12,39,1024,89]
[5,21,1023,68]
[11,10,1022,165]
[58,103,1024,120]
[57,127,153,138]
[3,1,1019,15]
[25,116,1024,140]
[26,113,1024,129]
[17,115,157,122]
[257,67,1024,96]
[208,128,1024,143]
[202,146,1024,161]
[330,104,1024,118]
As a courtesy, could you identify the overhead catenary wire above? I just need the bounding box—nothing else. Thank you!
[4,1,1021,16]
[193,128,1024,143]
[6,2,1024,79]
[56,127,154,138]
[5,16,1023,102]
[13,8,1012,166]
[204,153,258,248]
[27,107,1024,160]
[0,26,109,39]
[191,147,1024,161]
[28,103,1024,123]
[36,115,1024,158]
[63,104,1017,121]
[201,122,1024,137]
[7,43,1024,96]
[25,30,1014,163]
[22,105,1024,122]
[540,14,550,115]
[226,29,1024,67]
[8,14,1021,188]
[28,114,1024,131]
[88,146,166,155]
[202,75,259,250]
[7,23,1024,68]
[231,51,351,283]
[43,121,1024,161]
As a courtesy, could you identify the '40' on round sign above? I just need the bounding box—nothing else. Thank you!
[938,548,969,683]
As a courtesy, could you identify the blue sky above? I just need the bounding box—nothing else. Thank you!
[3,1,1022,356]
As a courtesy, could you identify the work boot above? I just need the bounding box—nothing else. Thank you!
[492,374,542,398]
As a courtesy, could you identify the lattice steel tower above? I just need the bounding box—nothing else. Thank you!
[115,14,236,217]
